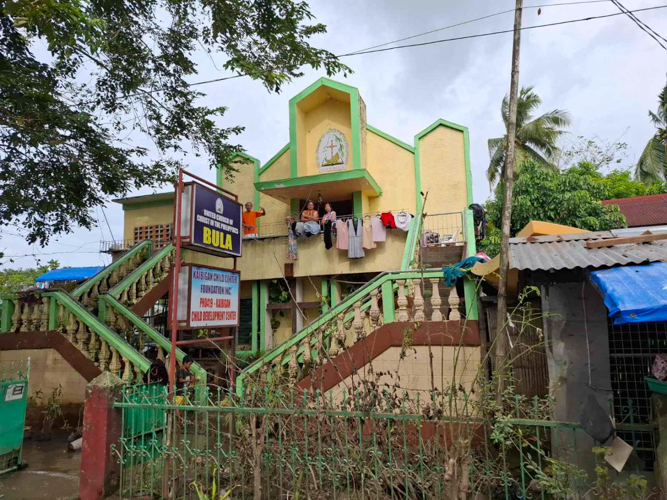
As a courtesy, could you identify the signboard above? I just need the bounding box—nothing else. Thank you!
[316,129,348,173]
[177,264,240,329]
[180,182,242,257]
[4,383,25,402]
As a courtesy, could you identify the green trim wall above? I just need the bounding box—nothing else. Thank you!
[352,192,363,215]
[367,125,414,153]
[251,281,259,354]
[288,78,363,178]
[256,169,382,197]
[259,281,268,351]
[412,119,474,214]
[321,278,329,313]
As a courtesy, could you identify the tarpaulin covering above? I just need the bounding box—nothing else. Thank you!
[35,267,104,283]
[590,262,667,324]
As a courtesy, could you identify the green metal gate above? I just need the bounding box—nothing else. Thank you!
[0,360,29,475]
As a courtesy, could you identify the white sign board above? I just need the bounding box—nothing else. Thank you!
[5,383,26,402]
[177,265,240,329]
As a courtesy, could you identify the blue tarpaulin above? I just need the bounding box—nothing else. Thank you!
[35,267,104,283]
[590,262,667,324]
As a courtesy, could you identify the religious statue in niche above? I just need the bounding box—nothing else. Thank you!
[316,129,348,173]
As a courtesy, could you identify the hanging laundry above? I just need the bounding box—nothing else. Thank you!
[294,222,306,237]
[323,220,333,250]
[362,221,376,250]
[336,218,349,250]
[370,216,386,242]
[348,219,365,259]
[394,212,412,232]
[380,211,397,229]
[287,222,298,261]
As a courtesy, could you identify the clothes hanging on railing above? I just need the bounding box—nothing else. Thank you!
[362,221,376,250]
[370,216,386,242]
[287,223,298,261]
[323,220,333,250]
[348,219,365,259]
[336,218,349,250]
[394,212,412,232]
[295,221,320,237]
[380,212,397,229]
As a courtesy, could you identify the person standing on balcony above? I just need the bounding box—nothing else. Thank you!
[321,203,336,249]
[242,202,265,239]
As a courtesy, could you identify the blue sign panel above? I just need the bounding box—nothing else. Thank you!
[191,183,242,257]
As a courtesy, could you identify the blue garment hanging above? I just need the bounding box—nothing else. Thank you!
[442,256,485,287]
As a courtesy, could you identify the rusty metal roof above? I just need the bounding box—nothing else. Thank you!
[509,231,667,271]
[602,194,667,227]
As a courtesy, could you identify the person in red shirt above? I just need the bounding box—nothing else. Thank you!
[242,202,266,238]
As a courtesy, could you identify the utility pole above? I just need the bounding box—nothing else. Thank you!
[495,0,523,402]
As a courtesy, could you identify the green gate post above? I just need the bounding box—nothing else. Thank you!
[79,372,126,500]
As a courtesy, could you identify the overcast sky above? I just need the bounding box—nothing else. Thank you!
[3,0,667,269]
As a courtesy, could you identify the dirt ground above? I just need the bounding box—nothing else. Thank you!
[0,436,80,500]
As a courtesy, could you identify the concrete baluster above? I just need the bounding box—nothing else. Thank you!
[396,280,409,322]
[109,347,122,375]
[20,300,31,331]
[11,300,21,332]
[448,287,461,321]
[430,279,443,321]
[288,345,299,378]
[40,297,49,331]
[77,319,90,357]
[98,339,110,371]
[30,302,41,331]
[66,313,77,343]
[369,289,381,329]
[413,279,425,322]
[353,301,364,341]
[121,356,132,382]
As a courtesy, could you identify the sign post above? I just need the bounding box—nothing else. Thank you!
[169,169,242,396]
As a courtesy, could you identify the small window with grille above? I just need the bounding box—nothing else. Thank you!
[134,224,173,249]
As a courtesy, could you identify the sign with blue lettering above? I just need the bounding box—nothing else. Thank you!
[182,182,242,257]
[177,264,240,329]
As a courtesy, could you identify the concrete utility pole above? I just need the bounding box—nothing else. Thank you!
[495,0,523,401]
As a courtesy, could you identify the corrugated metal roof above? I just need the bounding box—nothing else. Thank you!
[509,232,667,271]
[602,193,667,227]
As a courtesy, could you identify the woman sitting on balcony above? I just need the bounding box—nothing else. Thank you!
[296,200,321,237]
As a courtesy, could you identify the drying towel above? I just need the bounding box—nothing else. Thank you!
[443,256,485,286]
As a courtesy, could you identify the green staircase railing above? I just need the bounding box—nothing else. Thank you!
[72,240,152,309]
[46,291,150,379]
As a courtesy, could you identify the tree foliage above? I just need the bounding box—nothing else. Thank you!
[636,82,667,184]
[0,260,59,294]
[487,86,571,186]
[0,0,349,245]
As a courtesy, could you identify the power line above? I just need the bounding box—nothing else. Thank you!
[610,0,667,49]
[346,0,625,56]
[101,207,116,241]
[336,5,667,57]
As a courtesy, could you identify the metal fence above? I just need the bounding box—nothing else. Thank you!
[110,384,646,500]
[421,212,464,247]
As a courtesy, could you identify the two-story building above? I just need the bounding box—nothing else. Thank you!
[113,78,479,392]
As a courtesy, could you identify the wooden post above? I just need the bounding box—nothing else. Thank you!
[495,0,523,402]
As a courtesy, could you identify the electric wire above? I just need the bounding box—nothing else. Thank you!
[345,0,628,56]
[337,4,667,57]
[610,0,667,49]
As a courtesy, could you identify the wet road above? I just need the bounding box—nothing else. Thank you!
[0,437,80,500]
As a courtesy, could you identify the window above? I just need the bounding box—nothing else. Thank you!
[134,224,173,249]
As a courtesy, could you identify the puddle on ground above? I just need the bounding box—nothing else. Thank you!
[0,436,80,500]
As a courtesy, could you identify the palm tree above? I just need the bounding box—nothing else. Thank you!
[636,83,667,184]
[487,87,571,186]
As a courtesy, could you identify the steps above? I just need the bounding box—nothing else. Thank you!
[0,241,205,387]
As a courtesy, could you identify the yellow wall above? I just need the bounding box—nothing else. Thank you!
[184,229,406,281]
[366,131,416,214]
[302,98,352,177]
[328,346,480,410]
[260,149,291,182]
[0,349,87,404]
[418,126,468,214]
[226,156,257,208]
[123,204,174,241]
